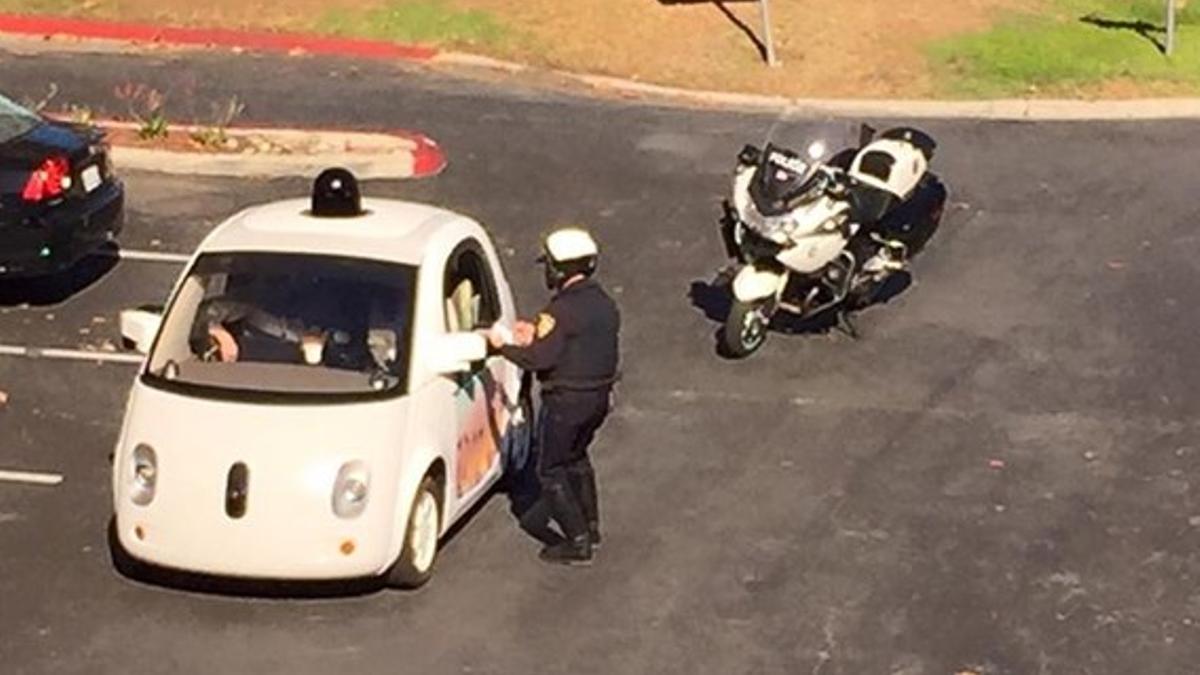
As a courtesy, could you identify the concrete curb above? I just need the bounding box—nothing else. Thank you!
[434,51,528,74]
[80,120,446,179]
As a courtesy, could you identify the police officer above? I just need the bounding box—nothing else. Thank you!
[488,226,620,565]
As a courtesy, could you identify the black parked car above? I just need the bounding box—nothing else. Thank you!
[0,92,124,278]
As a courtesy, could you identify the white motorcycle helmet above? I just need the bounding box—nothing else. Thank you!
[539,227,599,290]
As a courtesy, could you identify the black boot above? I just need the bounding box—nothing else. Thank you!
[568,462,600,549]
[516,497,562,546]
[543,470,588,549]
[540,535,593,566]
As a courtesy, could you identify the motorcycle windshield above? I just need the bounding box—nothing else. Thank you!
[746,119,861,217]
[749,145,823,216]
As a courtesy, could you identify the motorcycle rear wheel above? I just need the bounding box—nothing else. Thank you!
[721,301,768,358]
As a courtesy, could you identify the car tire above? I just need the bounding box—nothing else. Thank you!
[720,301,768,359]
[385,476,442,589]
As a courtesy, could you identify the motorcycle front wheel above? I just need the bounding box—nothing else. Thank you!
[721,300,769,358]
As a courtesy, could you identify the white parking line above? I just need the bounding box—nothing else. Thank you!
[0,470,64,486]
[98,248,190,264]
[0,344,142,364]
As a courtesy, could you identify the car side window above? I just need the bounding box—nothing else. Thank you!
[443,241,500,333]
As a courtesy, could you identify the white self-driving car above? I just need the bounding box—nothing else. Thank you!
[112,176,527,588]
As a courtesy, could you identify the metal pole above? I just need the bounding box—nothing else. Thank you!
[1166,0,1177,56]
[759,0,779,66]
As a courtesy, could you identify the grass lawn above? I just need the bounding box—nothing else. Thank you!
[318,0,509,48]
[930,0,1200,96]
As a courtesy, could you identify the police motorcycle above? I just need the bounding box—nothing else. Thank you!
[718,124,948,358]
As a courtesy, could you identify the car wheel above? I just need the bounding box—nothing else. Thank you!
[720,301,768,358]
[385,476,442,589]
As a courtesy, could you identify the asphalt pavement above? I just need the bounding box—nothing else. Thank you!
[2,45,1200,675]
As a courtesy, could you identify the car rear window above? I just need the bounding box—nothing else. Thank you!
[0,93,40,144]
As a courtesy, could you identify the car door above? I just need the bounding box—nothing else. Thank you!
[442,239,515,517]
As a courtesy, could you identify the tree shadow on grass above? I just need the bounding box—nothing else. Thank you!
[659,0,769,63]
[1080,13,1168,55]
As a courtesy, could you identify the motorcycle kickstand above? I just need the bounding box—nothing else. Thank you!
[834,309,861,341]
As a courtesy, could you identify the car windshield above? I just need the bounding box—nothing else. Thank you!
[0,93,40,144]
[147,252,417,397]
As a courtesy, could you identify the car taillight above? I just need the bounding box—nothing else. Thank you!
[21,156,71,203]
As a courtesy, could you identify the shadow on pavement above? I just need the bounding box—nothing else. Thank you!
[0,244,120,307]
[106,456,562,599]
[107,519,384,599]
[498,425,564,548]
[688,269,914,354]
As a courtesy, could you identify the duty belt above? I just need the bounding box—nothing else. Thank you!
[541,373,621,392]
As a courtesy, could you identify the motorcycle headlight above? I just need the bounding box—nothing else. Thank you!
[759,216,792,241]
[332,460,371,519]
[129,443,157,506]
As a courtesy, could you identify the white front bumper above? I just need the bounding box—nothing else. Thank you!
[112,383,411,580]
[115,501,395,580]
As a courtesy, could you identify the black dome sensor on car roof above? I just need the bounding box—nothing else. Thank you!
[311,167,364,217]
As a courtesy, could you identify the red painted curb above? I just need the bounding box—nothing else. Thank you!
[0,13,438,61]
[401,132,448,178]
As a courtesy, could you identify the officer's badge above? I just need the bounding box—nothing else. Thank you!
[536,313,556,339]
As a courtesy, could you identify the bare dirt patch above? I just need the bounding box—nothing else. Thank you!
[61,0,366,32]
[463,0,1037,97]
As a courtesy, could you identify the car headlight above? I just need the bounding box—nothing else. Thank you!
[332,460,371,519]
[129,443,157,506]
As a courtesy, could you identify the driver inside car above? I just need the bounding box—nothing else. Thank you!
[194,298,312,364]
[193,283,362,367]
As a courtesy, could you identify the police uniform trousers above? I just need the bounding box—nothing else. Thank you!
[536,388,609,542]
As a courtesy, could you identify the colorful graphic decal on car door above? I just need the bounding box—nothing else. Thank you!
[453,368,510,498]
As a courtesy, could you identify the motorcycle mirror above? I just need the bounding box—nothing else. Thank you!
[738,144,762,166]
[806,141,827,160]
